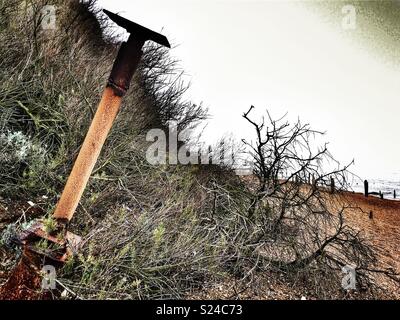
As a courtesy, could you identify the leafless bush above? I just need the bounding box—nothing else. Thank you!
[236,106,399,296]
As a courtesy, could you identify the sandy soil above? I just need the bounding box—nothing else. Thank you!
[340,192,400,297]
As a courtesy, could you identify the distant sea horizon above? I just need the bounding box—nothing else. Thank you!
[349,172,400,201]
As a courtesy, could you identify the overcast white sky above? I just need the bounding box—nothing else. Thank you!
[97,0,399,180]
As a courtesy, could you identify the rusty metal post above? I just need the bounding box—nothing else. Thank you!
[53,39,143,222]
[53,88,122,221]
[53,11,170,223]
[364,180,369,197]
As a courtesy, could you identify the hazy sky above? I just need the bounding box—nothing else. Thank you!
[96,0,399,180]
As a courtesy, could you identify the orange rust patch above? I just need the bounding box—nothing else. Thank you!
[0,252,43,300]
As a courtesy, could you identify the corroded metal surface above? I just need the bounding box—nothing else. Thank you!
[54,10,170,222]
[0,248,54,300]
[17,220,81,263]
[103,9,170,48]
[53,87,122,221]
[107,37,144,96]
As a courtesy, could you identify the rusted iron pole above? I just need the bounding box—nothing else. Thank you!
[53,11,170,223]
[53,87,123,221]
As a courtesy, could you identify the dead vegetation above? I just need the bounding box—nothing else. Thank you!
[0,0,398,300]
